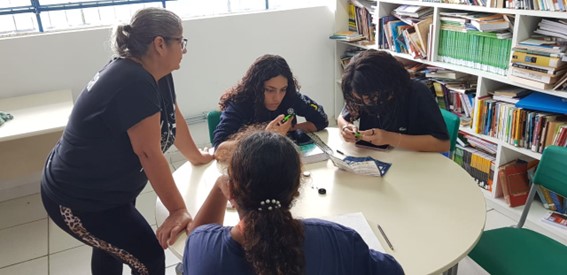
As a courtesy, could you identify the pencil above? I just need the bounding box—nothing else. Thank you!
[377,224,394,251]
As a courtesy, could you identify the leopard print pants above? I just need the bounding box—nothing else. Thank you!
[59,206,150,275]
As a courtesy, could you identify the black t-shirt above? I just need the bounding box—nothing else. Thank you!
[341,80,449,141]
[42,58,177,211]
[212,92,328,147]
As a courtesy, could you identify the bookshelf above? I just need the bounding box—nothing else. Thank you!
[333,0,567,245]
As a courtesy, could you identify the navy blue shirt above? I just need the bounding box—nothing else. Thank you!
[184,219,404,275]
[42,58,177,211]
[212,92,328,147]
[342,80,448,141]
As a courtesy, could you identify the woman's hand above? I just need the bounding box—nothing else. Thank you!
[340,124,359,143]
[196,147,214,165]
[265,114,292,136]
[156,208,192,249]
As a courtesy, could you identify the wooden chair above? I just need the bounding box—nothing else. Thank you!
[469,145,567,275]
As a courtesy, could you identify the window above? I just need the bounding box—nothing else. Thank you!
[0,0,326,37]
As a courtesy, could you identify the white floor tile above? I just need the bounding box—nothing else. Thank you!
[484,209,516,230]
[0,219,48,268]
[141,182,154,194]
[0,257,48,275]
[48,218,84,254]
[456,256,490,275]
[49,245,91,275]
[0,194,46,230]
[137,191,158,226]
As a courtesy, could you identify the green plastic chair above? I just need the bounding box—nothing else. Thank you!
[207,110,222,144]
[469,145,567,275]
[440,109,459,157]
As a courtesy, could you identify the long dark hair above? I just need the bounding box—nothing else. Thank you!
[219,54,300,116]
[228,131,305,275]
[341,50,411,124]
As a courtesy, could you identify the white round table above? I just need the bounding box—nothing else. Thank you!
[156,127,486,275]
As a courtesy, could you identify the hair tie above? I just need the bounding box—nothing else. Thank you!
[122,24,133,35]
[258,199,281,211]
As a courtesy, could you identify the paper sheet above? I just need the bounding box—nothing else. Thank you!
[322,212,385,253]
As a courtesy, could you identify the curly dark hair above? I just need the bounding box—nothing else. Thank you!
[219,54,301,115]
[341,50,411,122]
[228,131,305,275]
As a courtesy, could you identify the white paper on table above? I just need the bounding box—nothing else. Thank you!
[321,212,385,253]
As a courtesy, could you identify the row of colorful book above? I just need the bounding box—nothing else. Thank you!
[453,142,496,191]
[437,13,512,75]
[474,96,567,151]
[502,0,567,11]
[348,0,376,43]
[429,77,477,126]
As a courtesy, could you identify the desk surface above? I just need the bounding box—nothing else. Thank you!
[0,90,73,142]
[156,128,486,275]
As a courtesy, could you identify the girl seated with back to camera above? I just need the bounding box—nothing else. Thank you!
[183,130,404,275]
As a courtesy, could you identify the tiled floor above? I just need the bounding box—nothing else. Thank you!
[0,150,515,275]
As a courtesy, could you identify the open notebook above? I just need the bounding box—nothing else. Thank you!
[321,212,385,253]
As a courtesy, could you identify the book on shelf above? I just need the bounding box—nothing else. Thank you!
[511,50,565,68]
[509,67,567,85]
[453,144,496,192]
[542,211,567,229]
[508,74,555,90]
[511,62,567,75]
[329,31,365,42]
[498,159,530,207]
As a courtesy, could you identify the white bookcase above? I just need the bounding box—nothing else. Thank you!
[333,0,567,245]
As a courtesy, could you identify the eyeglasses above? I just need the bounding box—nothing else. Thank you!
[164,36,188,50]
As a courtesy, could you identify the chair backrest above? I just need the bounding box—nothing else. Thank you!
[518,145,567,227]
[533,145,567,199]
[207,110,222,144]
[440,109,460,153]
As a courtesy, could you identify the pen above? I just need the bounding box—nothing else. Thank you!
[377,224,394,251]
[336,149,345,155]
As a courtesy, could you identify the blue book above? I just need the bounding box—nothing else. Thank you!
[515,92,567,115]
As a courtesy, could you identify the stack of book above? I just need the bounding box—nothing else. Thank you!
[329,30,365,42]
[510,37,567,90]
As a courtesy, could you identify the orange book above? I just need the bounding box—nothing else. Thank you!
[498,159,530,207]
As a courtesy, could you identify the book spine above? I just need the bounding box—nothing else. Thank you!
[511,62,556,74]
[511,51,561,67]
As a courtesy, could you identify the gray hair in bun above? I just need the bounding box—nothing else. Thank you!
[111,7,183,58]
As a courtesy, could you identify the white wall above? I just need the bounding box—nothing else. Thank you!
[0,6,337,147]
[0,6,337,200]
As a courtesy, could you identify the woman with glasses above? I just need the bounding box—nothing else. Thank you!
[339,50,449,152]
[211,54,328,161]
[184,130,404,275]
[41,7,212,275]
